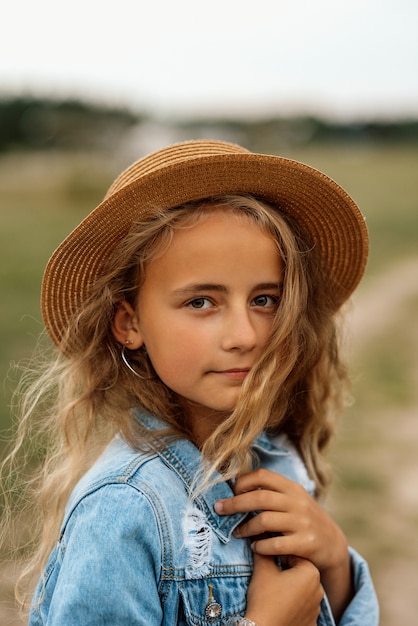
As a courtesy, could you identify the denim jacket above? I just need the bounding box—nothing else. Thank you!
[29,413,379,625]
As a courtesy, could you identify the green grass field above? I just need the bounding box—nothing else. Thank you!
[1,143,417,624]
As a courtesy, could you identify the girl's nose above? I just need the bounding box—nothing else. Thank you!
[221,309,258,351]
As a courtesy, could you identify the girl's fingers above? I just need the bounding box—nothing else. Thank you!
[215,469,315,524]
[233,510,291,538]
[233,468,295,495]
[251,535,300,557]
[247,553,323,626]
[214,489,288,516]
[214,469,312,519]
[251,550,279,572]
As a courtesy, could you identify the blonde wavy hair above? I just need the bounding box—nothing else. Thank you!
[1,194,349,604]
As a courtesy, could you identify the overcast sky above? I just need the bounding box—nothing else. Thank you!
[1,0,417,120]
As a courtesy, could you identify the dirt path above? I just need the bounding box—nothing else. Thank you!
[348,257,418,352]
[340,256,418,624]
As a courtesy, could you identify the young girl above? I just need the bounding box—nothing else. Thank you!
[4,140,378,625]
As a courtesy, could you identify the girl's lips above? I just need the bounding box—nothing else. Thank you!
[214,368,250,380]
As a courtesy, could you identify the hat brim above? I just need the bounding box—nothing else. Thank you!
[41,152,368,348]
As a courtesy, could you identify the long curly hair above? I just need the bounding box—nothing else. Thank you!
[1,194,349,604]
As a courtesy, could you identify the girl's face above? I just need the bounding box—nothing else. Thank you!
[116,211,284,443]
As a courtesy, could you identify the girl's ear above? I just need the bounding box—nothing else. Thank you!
[111,300,144,349]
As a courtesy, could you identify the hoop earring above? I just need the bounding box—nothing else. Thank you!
[121,345,148,380]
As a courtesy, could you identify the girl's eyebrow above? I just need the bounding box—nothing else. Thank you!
[254,282,284,291]
[171,284,228,297]
[171,282,283,297]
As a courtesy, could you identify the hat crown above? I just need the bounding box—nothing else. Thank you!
[104,140,250,200]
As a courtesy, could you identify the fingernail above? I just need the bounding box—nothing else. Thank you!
[214,501,224,513]
[250,541,257,551]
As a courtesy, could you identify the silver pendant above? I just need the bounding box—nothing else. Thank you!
[205,584,222,620]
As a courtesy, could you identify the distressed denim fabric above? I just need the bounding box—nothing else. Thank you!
[29,412,379,625]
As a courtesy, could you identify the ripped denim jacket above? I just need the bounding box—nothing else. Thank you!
[29,412,379,625]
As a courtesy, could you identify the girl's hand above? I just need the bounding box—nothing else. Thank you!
[244,552,322,626]
[216,468,346,572]
[215,468,353,622]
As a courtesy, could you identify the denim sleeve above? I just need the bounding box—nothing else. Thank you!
[32,483,164,625]
[336,547,379,626]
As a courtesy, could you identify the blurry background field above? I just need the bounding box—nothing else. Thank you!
[0,99,417,625]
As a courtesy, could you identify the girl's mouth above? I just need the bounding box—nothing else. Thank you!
[214,368,250,380]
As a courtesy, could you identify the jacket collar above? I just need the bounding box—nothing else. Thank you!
[136,412,248,543]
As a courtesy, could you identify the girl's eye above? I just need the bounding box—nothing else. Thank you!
[252,294,279,307]
[187,297,213,309]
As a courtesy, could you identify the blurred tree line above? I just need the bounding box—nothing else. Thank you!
[0,96,140,151]
[0,95,417,153]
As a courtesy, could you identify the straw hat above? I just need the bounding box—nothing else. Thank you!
[41,139,368,348]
